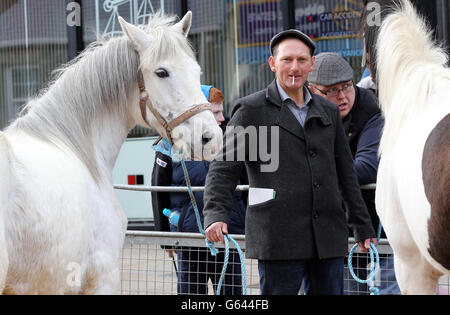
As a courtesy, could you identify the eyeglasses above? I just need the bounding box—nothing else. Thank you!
[313,83,353,98]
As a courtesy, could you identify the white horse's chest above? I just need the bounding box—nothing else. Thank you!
[4,134,126,293]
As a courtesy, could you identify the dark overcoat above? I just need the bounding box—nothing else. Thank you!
[203,80,375,260]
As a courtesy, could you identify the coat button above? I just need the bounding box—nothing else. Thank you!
[313,212,319,219]
[309,150,316,157]
[313,181,320,188]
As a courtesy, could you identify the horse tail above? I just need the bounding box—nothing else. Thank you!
[376,0,450,153]
[0,131,10,291]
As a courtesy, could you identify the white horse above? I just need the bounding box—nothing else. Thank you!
[0,11,222,294]
[361,0,450,294]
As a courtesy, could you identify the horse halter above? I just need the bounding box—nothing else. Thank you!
[137,69,212,145]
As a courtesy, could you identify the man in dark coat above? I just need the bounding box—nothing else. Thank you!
[203,30,377,295]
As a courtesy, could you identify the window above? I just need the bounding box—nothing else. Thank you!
[0,0,67,129]
[188,0,284,114]
[4,66,39,120]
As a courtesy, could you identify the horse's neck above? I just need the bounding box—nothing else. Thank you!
[90,112,131,178]
[375,0,450,154]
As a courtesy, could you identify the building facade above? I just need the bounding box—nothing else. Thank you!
[1,0,449,134]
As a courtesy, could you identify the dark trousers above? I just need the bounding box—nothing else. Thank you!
[258,257,344,295]
[177,247,242,295]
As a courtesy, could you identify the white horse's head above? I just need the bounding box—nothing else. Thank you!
[118,12,222,160]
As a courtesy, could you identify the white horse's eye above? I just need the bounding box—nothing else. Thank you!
[155,68,169,78]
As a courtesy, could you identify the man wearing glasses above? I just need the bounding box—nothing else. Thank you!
[308,52,382,187]
[309,52,386,294]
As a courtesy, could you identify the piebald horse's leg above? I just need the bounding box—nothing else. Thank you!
[394,253,441,295]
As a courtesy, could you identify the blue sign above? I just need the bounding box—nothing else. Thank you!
[237,0,281,48]
[295,1,363,40]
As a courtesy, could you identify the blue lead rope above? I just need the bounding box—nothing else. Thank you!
[179,159,218,255]
[153,138,247,295]
[347,223,382,295]
[179,159,247,295]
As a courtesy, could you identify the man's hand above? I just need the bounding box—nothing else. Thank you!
[205,222,228,245]
[165,249,177,257]
[358,238,378,253]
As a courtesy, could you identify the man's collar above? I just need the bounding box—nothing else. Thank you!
[275,79,312,107]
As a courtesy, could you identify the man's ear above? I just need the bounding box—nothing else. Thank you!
[118,16,152,51]
[268,56,276,73]
[309,55,316,73]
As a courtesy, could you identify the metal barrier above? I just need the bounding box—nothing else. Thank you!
[115,184,449,295]
[120,231,249,295]
[119,231,450,295]
[113,184,375,192]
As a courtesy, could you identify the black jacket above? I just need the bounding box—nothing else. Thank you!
[203,80,376,260]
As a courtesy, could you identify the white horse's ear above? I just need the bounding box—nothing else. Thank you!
[118,16,152,51]
[172,11,192,37]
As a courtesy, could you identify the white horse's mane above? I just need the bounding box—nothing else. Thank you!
[376,0,450,153]
[6,12,194,180]
[143,13,195,65]
[7,36,139,180]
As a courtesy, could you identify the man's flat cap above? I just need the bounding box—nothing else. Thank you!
[308,52,354,86]
[270,29,316,55]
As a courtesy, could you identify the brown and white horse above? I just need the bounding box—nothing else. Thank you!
[360,0,449,294]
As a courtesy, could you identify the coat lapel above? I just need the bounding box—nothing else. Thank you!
[276,103,305,140]
[305,94,332,127]
[266,80,305,140]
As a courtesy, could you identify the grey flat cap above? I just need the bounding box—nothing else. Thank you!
[270,29,316,55]
[308,52,354,86]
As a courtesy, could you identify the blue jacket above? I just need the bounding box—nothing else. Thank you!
[342,86,384,185]
[151,133,247,234]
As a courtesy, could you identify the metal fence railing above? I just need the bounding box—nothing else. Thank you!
[119,231,450,295]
